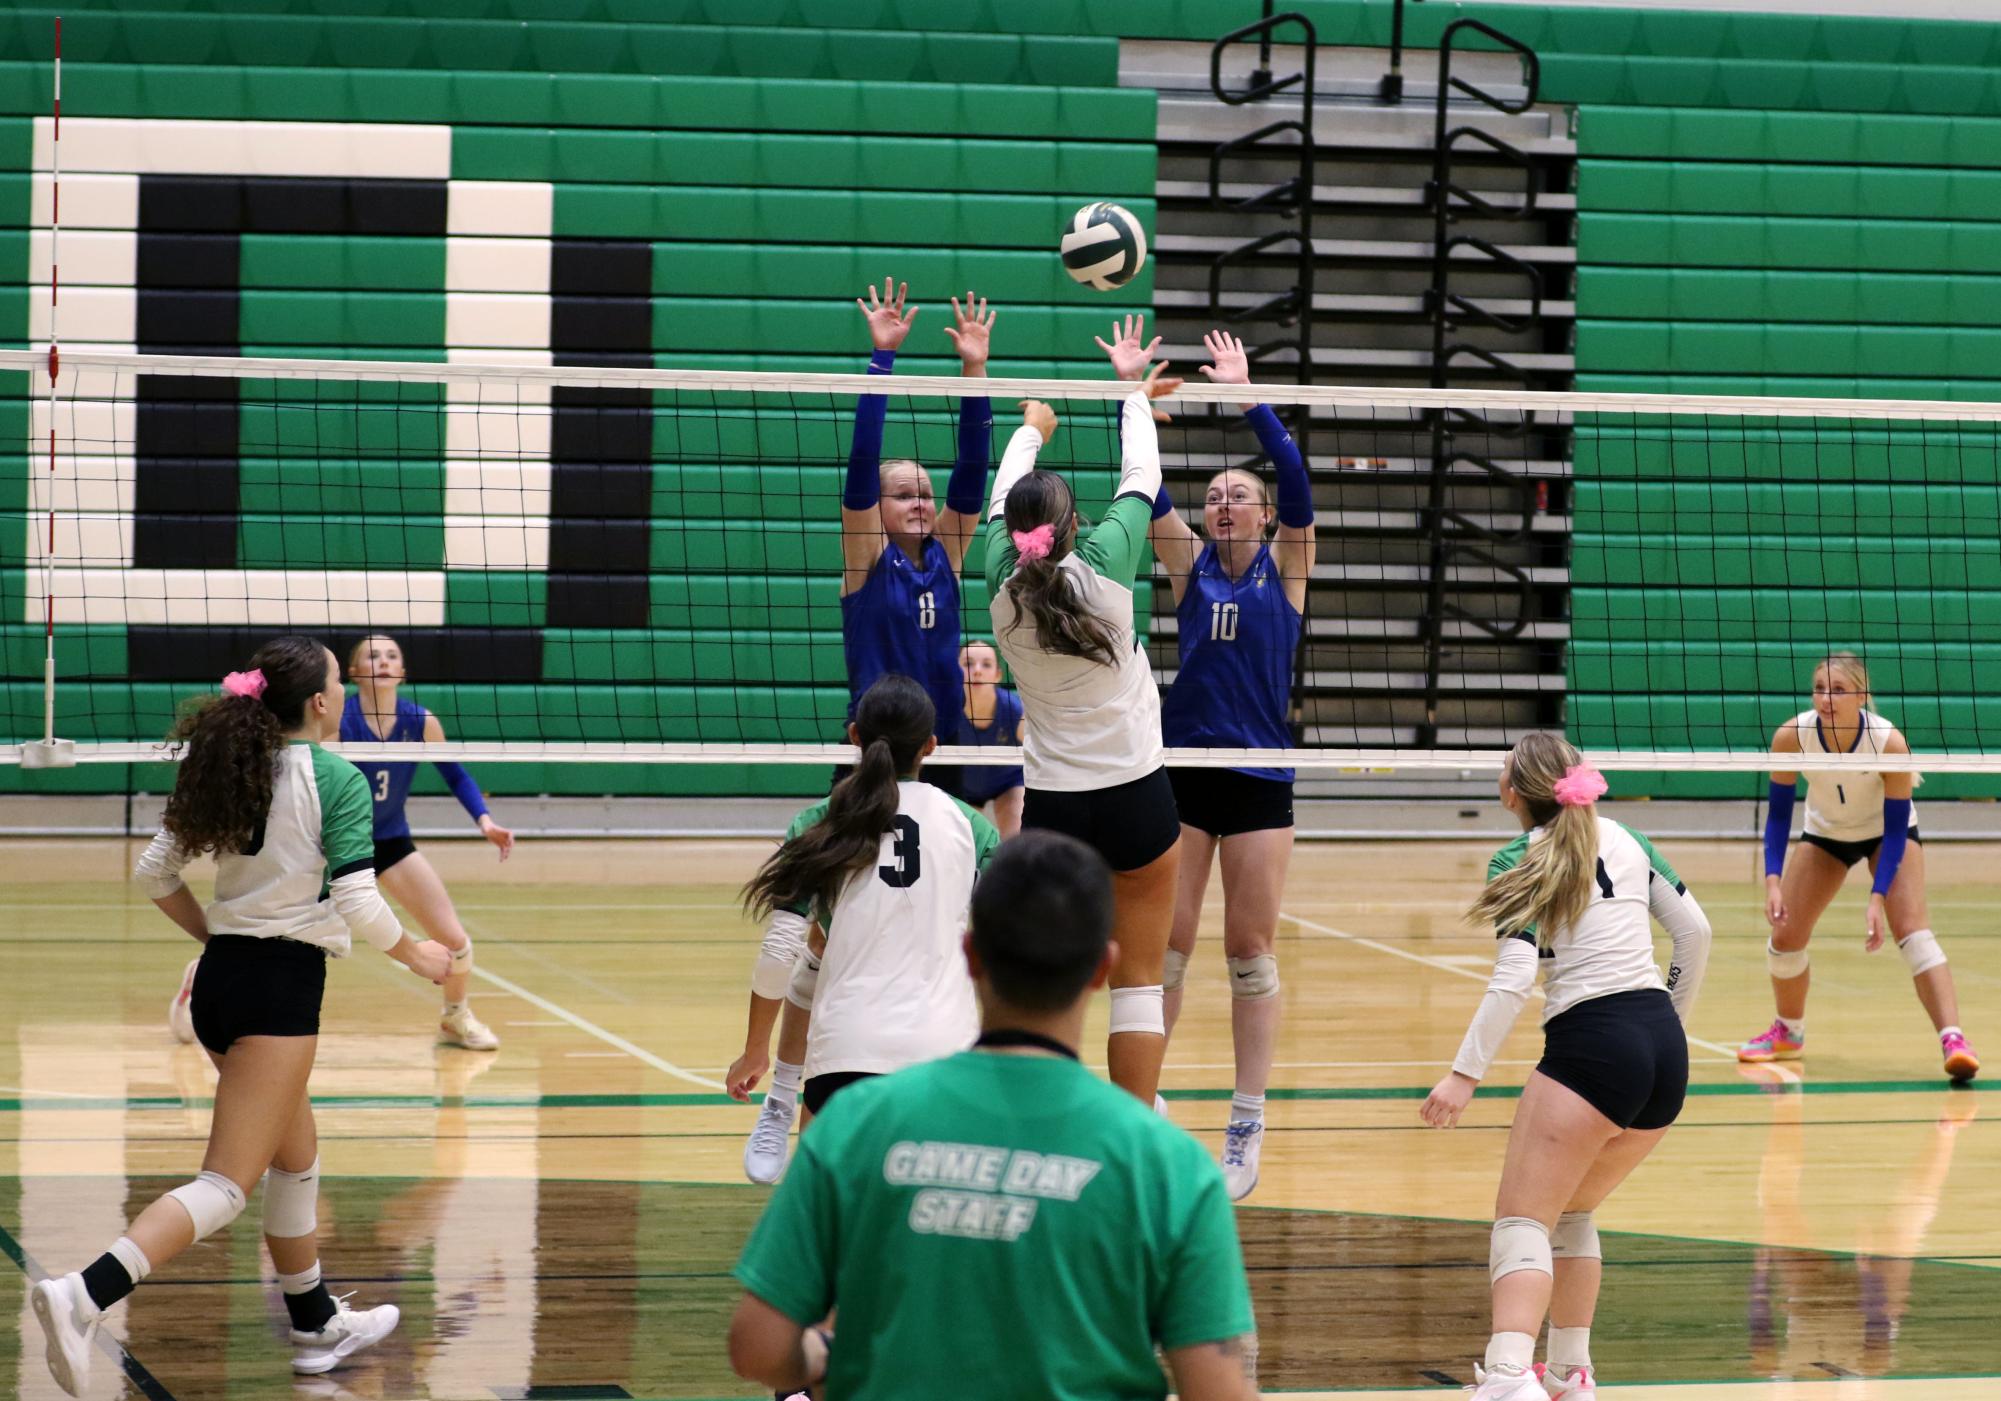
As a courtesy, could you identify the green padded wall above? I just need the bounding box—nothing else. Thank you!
[0,2,1156,798]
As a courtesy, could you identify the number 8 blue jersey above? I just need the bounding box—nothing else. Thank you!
[841,536,964,741]
[1160,541,1302,781]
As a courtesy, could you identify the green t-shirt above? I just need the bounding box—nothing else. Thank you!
[734,1052,1254,1400]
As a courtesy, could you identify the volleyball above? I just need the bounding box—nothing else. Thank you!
[1060,201,1148,291]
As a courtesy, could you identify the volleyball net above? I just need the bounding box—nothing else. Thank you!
[4,347,2000,792]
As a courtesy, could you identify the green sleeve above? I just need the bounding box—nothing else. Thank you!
[1486,831,1531,883]
[1075,492,1153,587]
[1620,823,1684,889]
[311,746,376,881]
[984,515,1017,596]
[774,798,832,919]
[951,799,1001,873]
[732,1132,838,1327]
[1155,1159,1255,1351]
[1485,831,1534,941]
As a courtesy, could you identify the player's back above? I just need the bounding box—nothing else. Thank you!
[790,1051,1245,1401]
[806,780,995,1079]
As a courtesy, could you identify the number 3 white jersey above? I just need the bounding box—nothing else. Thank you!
[793,780,1001,1081]
[1789,709,1907,842]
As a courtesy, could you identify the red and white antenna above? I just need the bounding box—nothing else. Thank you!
[27,15,73,768]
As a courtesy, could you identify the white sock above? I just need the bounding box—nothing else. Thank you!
[276,1261,321,1295]
[1547,1324,1591,1373]
[1484,1330,1535,1373]
[442,1001,467,1017]
[770,1060,803,1101]
[1780,1016,1805,1040]
[1230,1092,1266,1124]
[1941,1025,1963,1042]
[109,1236,153,1289]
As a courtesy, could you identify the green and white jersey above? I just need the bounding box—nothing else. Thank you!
[135,741,378,956]
[1789,708,1909,842]
[784,781,1000,1079]
[734,1051,1254,1401]
[1486,817,1682,1021]
[985,391,1164,792]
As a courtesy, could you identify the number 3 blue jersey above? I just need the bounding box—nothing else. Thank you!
[1160,541,1301,781]
[339,693,426,840]
[841,536,964,741]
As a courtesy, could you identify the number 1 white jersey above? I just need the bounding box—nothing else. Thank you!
[795,780,1001,1081]
[1789,709,1907,842]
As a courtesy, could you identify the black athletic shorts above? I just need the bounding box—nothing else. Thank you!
[1801,827,1922,869]
[803,1071,878,1117]
[1536,987,1688,1131]
[190,934,328,1056]
[1170,767,1295,839]
[1023,767,1179,872]
[373,834,418,874]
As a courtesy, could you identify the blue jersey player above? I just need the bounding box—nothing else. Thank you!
[342,633,514,1051]
[951,640,1025,837]
[1148,329,1316,1201]
[728,280,999,1183]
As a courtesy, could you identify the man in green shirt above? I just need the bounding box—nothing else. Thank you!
[728,829,1257,1401]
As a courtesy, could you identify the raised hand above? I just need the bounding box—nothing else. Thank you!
[1197,329,1251,386]
[1138,361,1184,423]
[1019,399,1058,444]
[1094,312,1162,382]
[857,276,919,352]
[945,290,995,372]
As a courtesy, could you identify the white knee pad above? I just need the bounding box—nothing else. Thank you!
[449,937,473,974]
[785,948,822,1012]
[752,909,810,1000]
[1162,948,1189,992]
[1108,984,1166,1036]
[1550,1210,1601,1262]
[1766,943,1810,980]
[166,1169,247,1242]
[1227,954,1278,1001]
[1490,1215,1552,1283]
[262,1155,320,1239]
[1897,928,1947,976]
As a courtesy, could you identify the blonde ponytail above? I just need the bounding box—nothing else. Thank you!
[1468,733,1604,949]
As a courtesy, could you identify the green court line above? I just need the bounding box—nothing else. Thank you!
[0,1078,1985,1113]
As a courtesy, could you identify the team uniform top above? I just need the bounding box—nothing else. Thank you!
[952,686,1025,805]
[1787,708,1910,842]
[784,780,1000,1080]
[339,693,488,841]
[131,742,382,957]
[842,538,965,744]
[1452,817,1712,1080]
[985,390,1164,791]
[1161,540,1302,783]
[734,1050,1254,1401]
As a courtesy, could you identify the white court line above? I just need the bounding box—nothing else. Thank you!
[468,960,726,1092]
[0,1083,107,1100]
[1279,909,1740,1061]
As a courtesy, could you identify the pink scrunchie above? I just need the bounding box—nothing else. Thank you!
[222,669,267,699]
[1552,764,1608,807]
[1012,523,1056,561]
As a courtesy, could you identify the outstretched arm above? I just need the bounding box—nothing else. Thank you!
[841,278,917,596]
[1423,934,1537,1128]
[984,399,1057,594]
[424,712,511,860]
[1201,329,1314,608]
[938,291,995,573]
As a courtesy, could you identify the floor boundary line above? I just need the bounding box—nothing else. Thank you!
[467,956,727,1092]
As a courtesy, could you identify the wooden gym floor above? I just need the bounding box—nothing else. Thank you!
[0,833,1995,1400]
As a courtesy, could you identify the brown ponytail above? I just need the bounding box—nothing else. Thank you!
[743,673,936,919]
[161,635,331,856]
[1000,468,1123,667]
[1467,732,1600,949]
